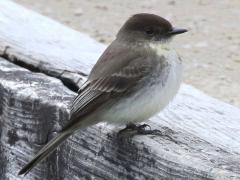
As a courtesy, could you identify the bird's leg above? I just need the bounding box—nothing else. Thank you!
[136,124,162,135]
[136,125,179,144]
[118,123,162,137]
[118,123,138,134]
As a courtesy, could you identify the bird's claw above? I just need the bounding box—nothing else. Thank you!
[118,123,161,138]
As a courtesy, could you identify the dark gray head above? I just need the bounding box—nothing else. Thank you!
[117,13,187,42]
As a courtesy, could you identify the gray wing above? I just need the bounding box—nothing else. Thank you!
[63,40,156,130]
[69,57,152,123]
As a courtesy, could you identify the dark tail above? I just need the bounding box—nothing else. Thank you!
[18,131,71,176]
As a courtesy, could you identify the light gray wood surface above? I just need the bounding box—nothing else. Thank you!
[0,1,239,179]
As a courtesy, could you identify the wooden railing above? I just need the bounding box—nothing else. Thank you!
[0,1,240,179]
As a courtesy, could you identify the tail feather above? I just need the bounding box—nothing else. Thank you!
[18,131,71,176]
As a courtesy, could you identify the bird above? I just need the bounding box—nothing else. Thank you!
[18,13,187,176]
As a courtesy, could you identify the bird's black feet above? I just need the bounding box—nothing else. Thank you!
[118,123,163,138]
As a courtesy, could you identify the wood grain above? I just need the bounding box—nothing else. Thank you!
[0,1,240,179]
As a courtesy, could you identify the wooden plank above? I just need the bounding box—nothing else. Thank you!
[0,57,73,179]
[0,0,105,91]
[0,1,240,179]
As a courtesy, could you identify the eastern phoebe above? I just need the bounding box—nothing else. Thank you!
[19,13,187,175]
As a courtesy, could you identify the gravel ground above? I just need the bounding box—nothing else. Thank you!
[14,0,240,107]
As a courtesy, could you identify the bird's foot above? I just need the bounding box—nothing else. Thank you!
[118,123,162,138]
[136,124,163,135]
[117,124,179,144]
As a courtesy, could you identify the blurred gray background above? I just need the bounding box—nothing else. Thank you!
[14,0,240,107]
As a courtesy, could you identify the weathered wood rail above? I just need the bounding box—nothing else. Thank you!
[0,1,240,179]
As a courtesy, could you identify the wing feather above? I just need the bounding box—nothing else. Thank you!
[65,42,154,129]
[70,60,151,120]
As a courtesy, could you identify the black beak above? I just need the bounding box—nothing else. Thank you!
[167,28,188,35]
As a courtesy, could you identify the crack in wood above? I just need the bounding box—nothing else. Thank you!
[0,46,82,93]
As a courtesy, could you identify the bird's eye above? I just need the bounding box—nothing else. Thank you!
[145,27,154,35]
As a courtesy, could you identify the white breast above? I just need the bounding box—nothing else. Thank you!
[101,44,182,125]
